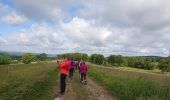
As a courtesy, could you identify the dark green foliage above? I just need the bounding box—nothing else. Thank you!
[57,53,89,61]
[36,53,48,61]
[0,56,11,65]
[107,55,124,66]
[81,54,88,61]
[158,59,170,73]
[90,54,105,65]
[126,57,156,70]
[22,53,36,64]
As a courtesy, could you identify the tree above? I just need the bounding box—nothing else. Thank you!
[107,55,124,66]
[36,53,47,61]
[158,59,170,73]
[81,54,88,61]
[22,53,36,64]
[0,56,11,65]
[90,54,104,65]
[90,54,97,63]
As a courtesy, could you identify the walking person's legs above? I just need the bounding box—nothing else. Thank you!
[84,73,87,84]
[70,68,74,79]
[69,69,71,78]
[81,73,83,83]
[60,74,67,94]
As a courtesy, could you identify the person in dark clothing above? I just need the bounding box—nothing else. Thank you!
[69,61,75,79]
[56,58,71,95]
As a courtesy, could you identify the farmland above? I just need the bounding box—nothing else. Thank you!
[0,62,58,100]
[88,63,170,100]
[0,61,170,100]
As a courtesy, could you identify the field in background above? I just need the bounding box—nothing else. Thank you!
[0,62,58,100]
[88,63,170,100]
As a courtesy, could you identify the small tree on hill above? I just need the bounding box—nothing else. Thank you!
[0,56,11,65]
[81,54,88,61]
[22,53,36,64]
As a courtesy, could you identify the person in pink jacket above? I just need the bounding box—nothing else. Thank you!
[56,57,71,95]
[80,61,88,84]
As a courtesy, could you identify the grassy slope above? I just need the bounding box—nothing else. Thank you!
[0,62,59,100]
[88,63,170,100]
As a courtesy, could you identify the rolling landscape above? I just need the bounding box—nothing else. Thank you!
[1,0,170,100]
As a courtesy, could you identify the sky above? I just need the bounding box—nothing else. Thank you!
[0,0,170,56]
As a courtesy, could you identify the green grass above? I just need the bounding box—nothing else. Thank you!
[71,72,93,100]
[0,62,59,100]
[88,64,170,100]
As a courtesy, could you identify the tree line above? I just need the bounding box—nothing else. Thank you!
[57,53,170,73]
[1,52,170,73]
[0,53,54,64]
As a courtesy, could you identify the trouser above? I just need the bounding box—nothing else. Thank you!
[69,68,74,79]
[60,74,67,93]
[81,73,86,82]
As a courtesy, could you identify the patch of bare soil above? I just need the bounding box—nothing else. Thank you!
[87,78,117,100]
[53,75,75,100]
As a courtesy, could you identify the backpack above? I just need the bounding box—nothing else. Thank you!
[71,61,75,66]
[82,64,87,70]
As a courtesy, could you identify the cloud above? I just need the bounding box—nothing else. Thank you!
[60,17,112,47]
[1,12,26,25]
[12,0,79,22]
[0,3,27,25]
[1,1,170,56]
[1,16,170,56]
[0,37,7,44]
[80,0,170,30]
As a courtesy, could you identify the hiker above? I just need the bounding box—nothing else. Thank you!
[56,57,71,95]
[75,61,79,70]
[78,60,83,75]
[69,60,75,79]
[80,61,88,84]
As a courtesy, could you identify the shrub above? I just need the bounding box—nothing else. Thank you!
[0,56,11,65]
[22,53,36,64]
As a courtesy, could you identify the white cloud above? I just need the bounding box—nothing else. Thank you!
[0,3,27,25]
[1,1,170,56]
[60,17,112,47]
[1,12,26,25]
[0,37,7,44]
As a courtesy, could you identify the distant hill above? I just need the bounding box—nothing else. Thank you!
[0,51,24,56]
[0,51,56,57]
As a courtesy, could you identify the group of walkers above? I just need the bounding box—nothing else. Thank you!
[56,57,88,95]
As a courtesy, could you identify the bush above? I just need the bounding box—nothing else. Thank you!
[90,54,104,65]
[0,56,11,65]
[107,55,124,66]
[81,54,88,61]
[158,59,170,73]
[36,53,47,61]
[22,53,36,64]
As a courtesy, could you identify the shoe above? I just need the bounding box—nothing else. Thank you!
[59,92,65,95]
[84,80,87,85]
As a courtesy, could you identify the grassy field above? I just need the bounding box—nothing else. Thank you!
[88,63,170,100]
[0,62,59,100]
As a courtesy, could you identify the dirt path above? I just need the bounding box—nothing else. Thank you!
[53,72,116,100]
[87,78,117,100]
[53,75,75,100]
